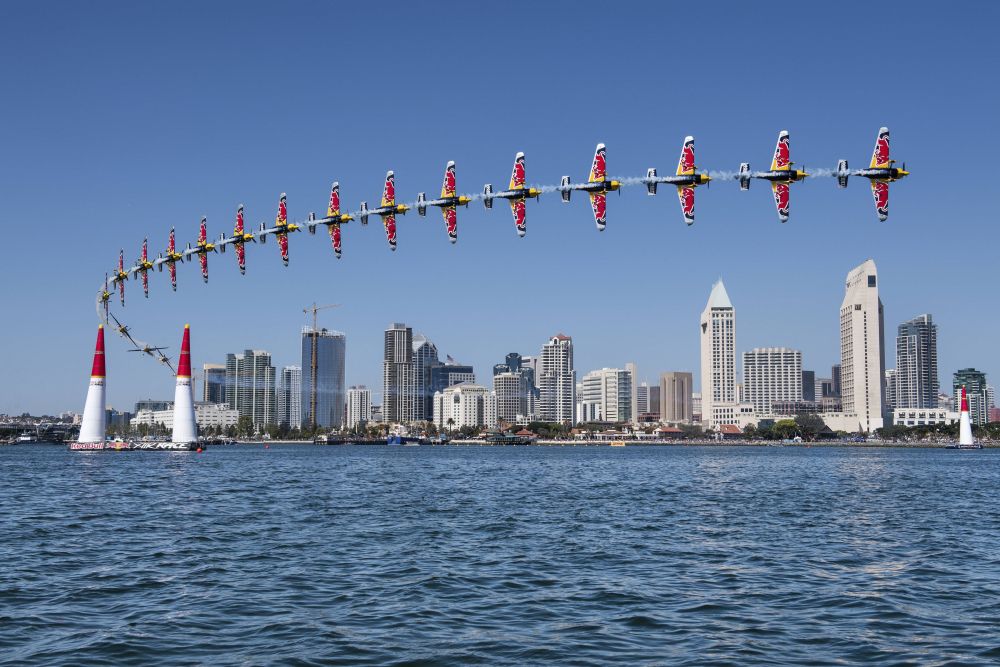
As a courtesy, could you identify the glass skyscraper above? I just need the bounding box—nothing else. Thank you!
[300,328,346,429]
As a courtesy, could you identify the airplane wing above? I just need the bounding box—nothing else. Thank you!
[770,130,790,171]
[676,185,695,224]
[509,153,526,189]
[142,270,148,298]
[200,253,208,281]
[871,181,889,221]
[328,182,342,217]
[771,182,790,222]
[383,214,397,250]
[276,194,288,227]
[169,262,177,290]
[589,192,607,231]
[441,162,456,198]
[589,144,606,183]
[278,233,289,265]
[381,172,396,207]
[677,136,695,176]
[330,223,342,258]
[510,199,526,237]
[870,127,890,169]
[442,205,457,243]
[236,243,246,273]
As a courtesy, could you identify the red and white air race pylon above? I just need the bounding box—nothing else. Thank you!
[958,385,975,448]
[71,325,107,450]
[169,324,198,449]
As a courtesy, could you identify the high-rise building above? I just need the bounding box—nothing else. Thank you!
[700,279,736,428]
[300,328,346,429]
[493,352,537,420]
[225,349,276,428]
[895,314,938,409]
[493,372,523,425]
[412,334,439,422]
[577,367,632,423]
[648,385,661,420]
[383,323,416,424]
[433,383,493,431]
[346,385,372,429]
[743,348,803,416]
[203,363,226,403]
[660,371,693,423]
[277,365,302,429]
[831,364,842,397]
[625,362,639,425]
[539,335,576,424]
[636,382,650,415]
[429,361,475,398]
[839,259,886,432]
[884,369,897,412]
[802,370,816,402]
[953,368,989,426]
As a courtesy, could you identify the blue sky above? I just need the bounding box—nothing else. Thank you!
[2,2,997,414]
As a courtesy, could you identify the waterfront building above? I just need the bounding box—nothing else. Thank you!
[648,385,661,420]
[660,372,693,423]
[493,352,538,419]
[953,368,989,426]
[277,365,302,429]
[433,383,492,431]
[202,363,226,404]
[839,259,886,432]
[131,401,239,431]
[370,405,383,424]
[817,377,835,398]
[346,385,372,430]
[300,328,346,429]
[429,361,475,398]
[135,399,172,413]
[802,370,816,402]
[626,362,639,425]
[225,349,276,428]
[743,348,803,416]
[896,314,938,408]
[691,391,701,422]
[636,382,650,416]
[892,408,958,427]
[494,371,525,425]
[832,364,842,397]
[383,323,416,424]
[700,279,737,429]
[577,367,632,423]
[539,335,576,424]
[412,334,439,422]
[884,369,897,411]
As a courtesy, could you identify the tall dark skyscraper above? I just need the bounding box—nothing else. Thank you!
[203,363,226,403]
[801,370,816,402]
[383,323,416,424]
[896,314,938,408]
[831,364,842,397]
[300,328,346,429]
[412,334,439,422]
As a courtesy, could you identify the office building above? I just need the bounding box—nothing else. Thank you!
[896,314,938,409]
[300,328,346,429]
[538,334,576,424]
[412,334,439,421]
[884,369,897,411]
[383,323,416,424]
[839,259,886,432]
[429,360,475,398]
[953,368,989,426]
[700,279,737,429]
[577,367,632,423]
[802,370,816,402]
[433,383,493,431]
[346,385,372,429]
[660,371,693,423]
[202,363,226,403]
[743,348,803,416]
[277,366,302,429]
[225,349,276,428]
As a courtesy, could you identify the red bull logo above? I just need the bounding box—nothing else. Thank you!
[331,223,342,257]
[142,239,147,261]
[445,207,457,239]
[592,148,606,181]
[278,234,289,261]
[591,193,606,225]
[873,132,890,167]
[680,141,695,174]
[444,165,456,197]
[872,181,889,215]
[773,183,790,216]
[511,156,526,188]
[168,230,175,252]
[169,263,177,288]
[235,207,244,233]
[513,199,526,232]
[774,136,790,169]
[200,221,207,243]
[384,214,397,247]
[236,244,246,271]
[200,254,208,279]
[680,186,695,221]
[384,174,395,205]
[328,185,340,217]
[277,196,287,226]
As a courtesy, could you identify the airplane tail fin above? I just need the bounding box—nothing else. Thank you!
[560,176,571,202]
[739,163,751,190]
[307,212,317,234]
[483,184,493,209]
[417,193,427,216]
[646,168,658,195]
[217,232,227,251]
[837,160,850,188]
[258,222,267,243]
[359,202,369,225]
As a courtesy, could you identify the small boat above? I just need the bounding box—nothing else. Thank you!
[609,440,626,447]
[16,432,36,444]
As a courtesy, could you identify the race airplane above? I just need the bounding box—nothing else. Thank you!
[836,127,909,221]
[99,274,111,321]
[154,227,184,291]
[109,249,129,307]
[305,182,353,258]
[217,205,256,274]
[482,152,541,237]
[643,136,712,225]
[129,342,168,357]
[182,217,216,282]
[129,238,154,298]
[360,172,409,251]
[738,130,809,222]
[417,162,471,243]
[558,144,621,231]
[257,194,300,266]
[109,313,138,346]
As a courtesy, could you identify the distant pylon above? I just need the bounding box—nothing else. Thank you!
[72,325,107,449]
[170,324,198,445]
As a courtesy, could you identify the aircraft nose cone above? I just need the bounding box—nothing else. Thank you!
[517,230,526,238]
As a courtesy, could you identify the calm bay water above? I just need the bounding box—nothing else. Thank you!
[2,444,999,665]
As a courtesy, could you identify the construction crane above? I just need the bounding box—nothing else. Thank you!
[303,302,342,430]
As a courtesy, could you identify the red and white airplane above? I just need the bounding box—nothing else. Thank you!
[217,205,256,274]
[182,217,216,282]
[129,238,154,298]
[417,162,471,244]
[643,136,712,225]
[154,227,184,291]
[109,249,129,306]
[559,144,622,231]
[483,153,541,237]
[836,127,909,221]
[738,130,809,222]
[258,194,300,265]
[306,182,354,258]
[360,172,410,251]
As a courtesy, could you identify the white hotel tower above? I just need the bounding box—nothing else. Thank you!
[700,280,736,428]
[840,259,886,432]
